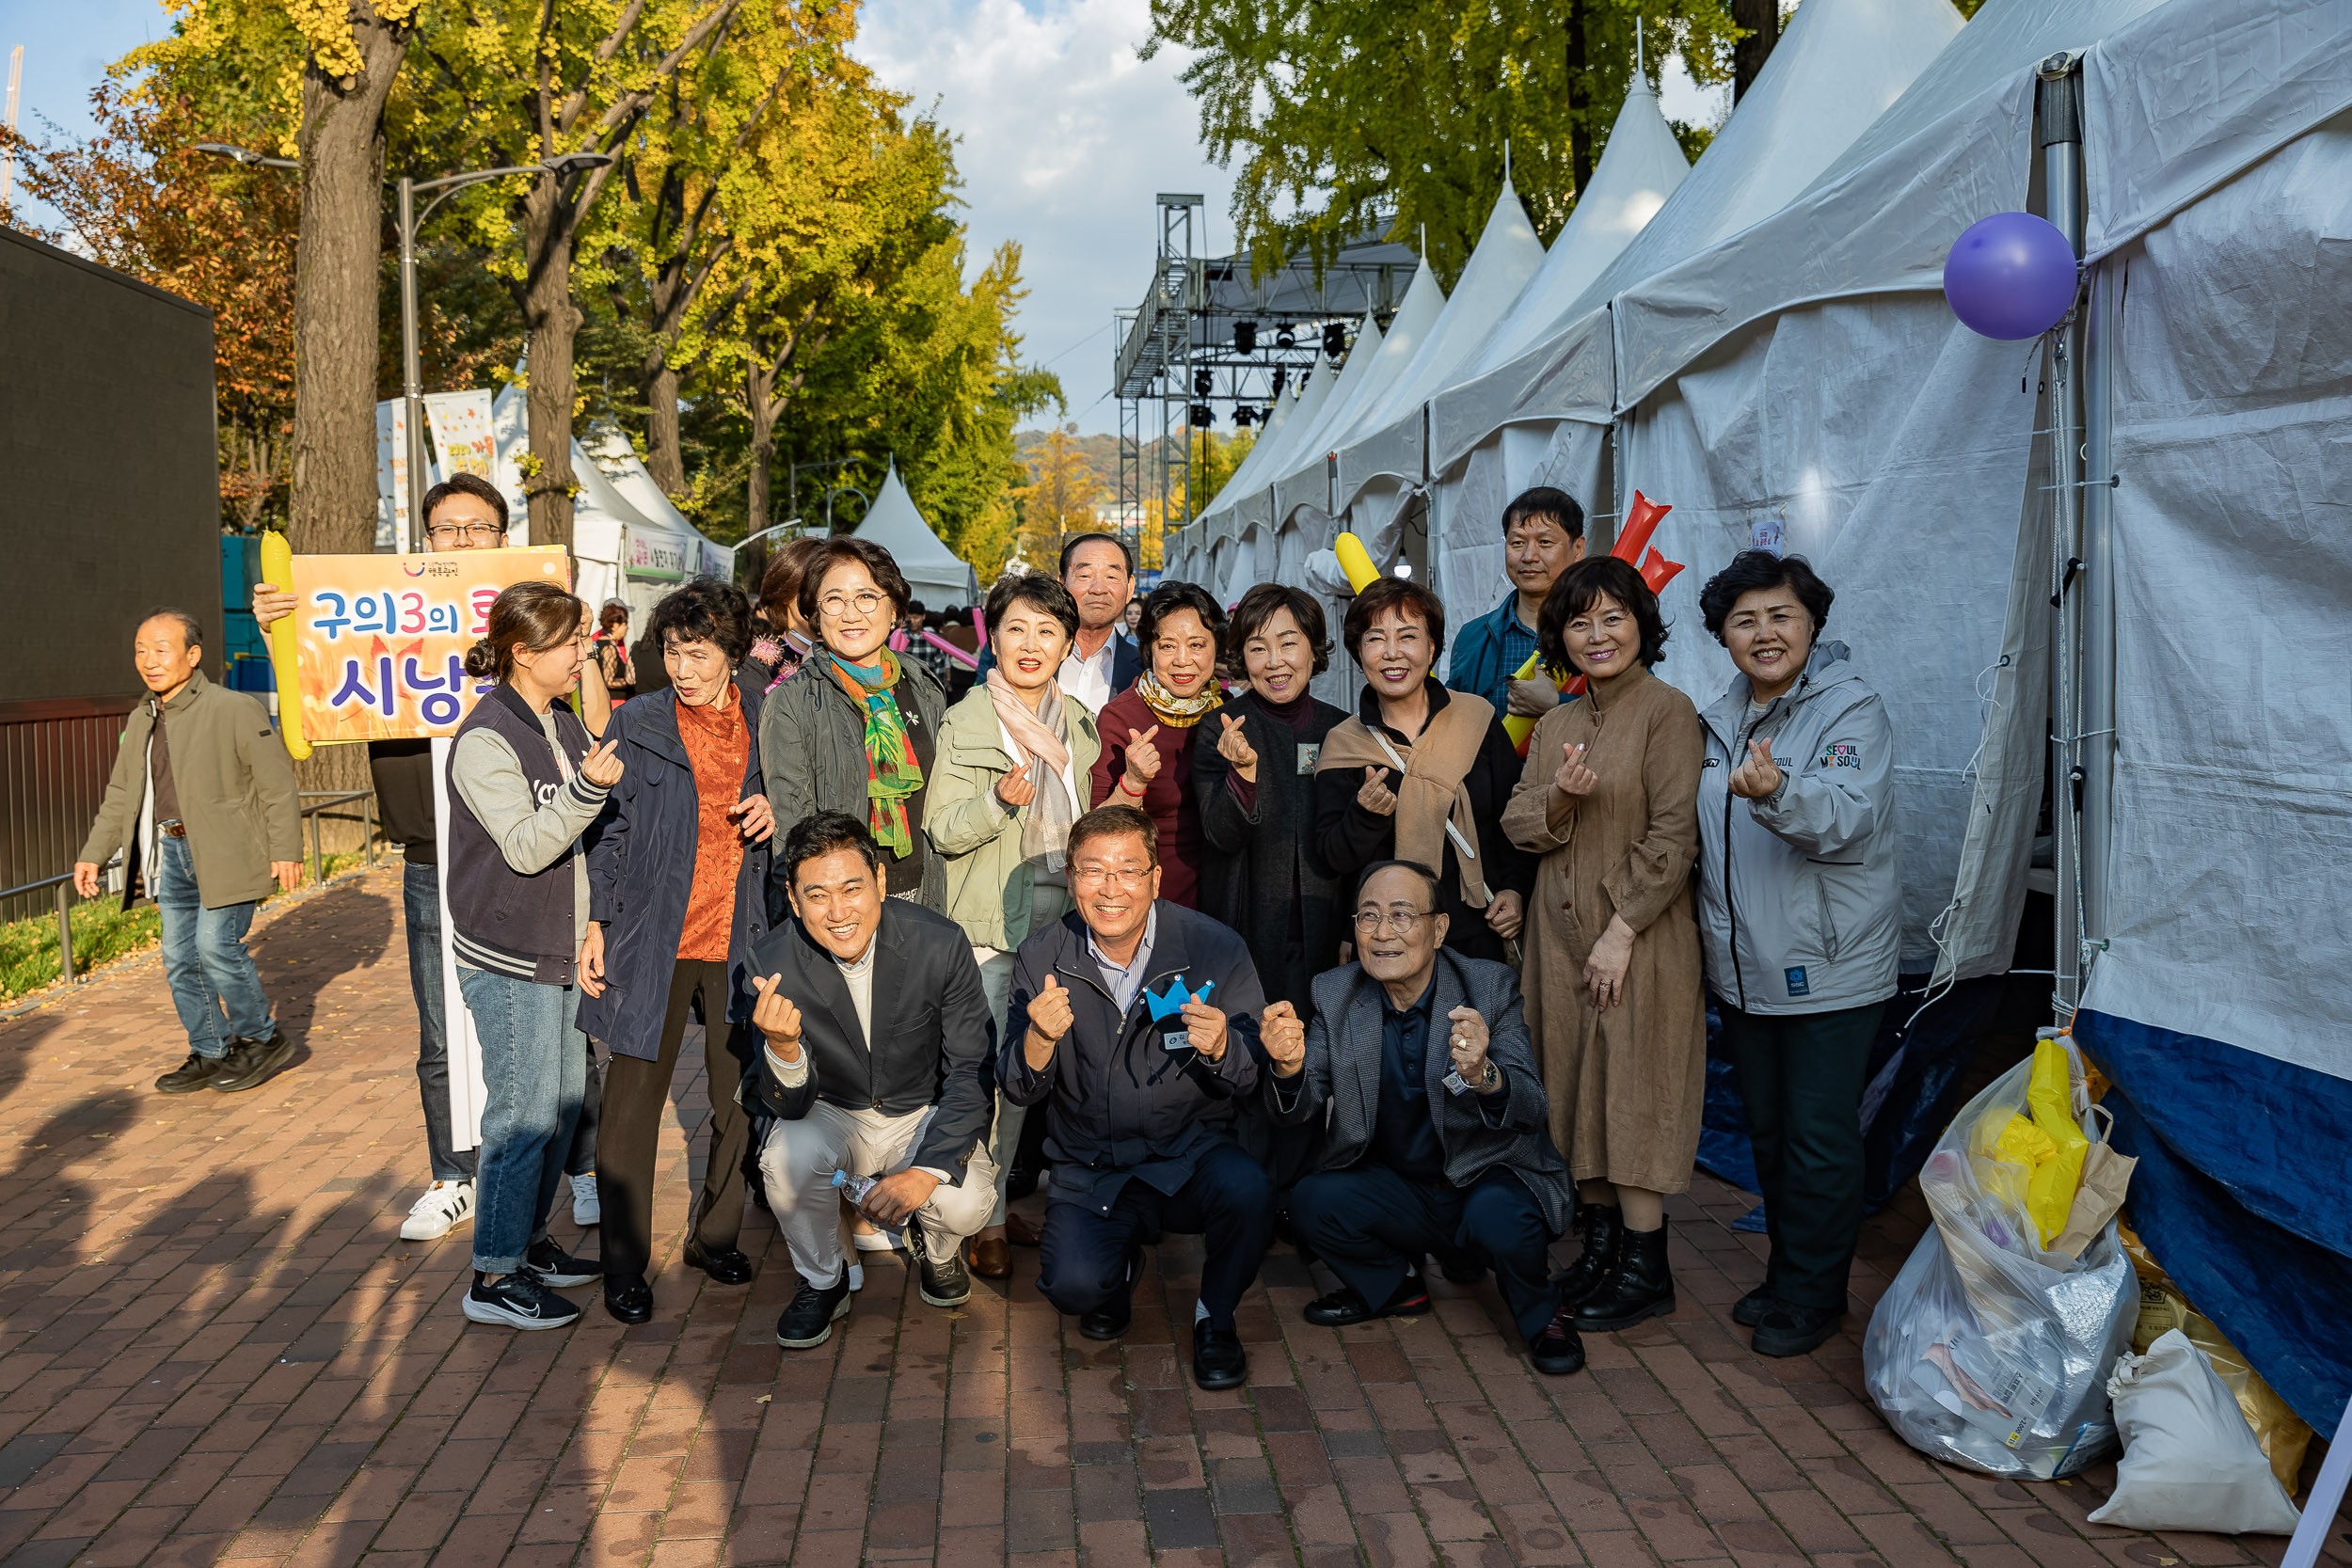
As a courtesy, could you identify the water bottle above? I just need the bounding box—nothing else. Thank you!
[833,1169,879,1208]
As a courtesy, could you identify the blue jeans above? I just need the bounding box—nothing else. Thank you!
[153,834,273,1058]
[459,964,588,1275]
[404,863,472,1182]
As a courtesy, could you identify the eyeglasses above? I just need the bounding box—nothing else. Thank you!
[1352,908,1434,936]
[818,590,886,620]
[1072,865,1152,890]
[426,522,506,545]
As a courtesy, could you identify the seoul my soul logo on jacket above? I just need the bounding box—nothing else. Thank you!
[1819,740,1861,770]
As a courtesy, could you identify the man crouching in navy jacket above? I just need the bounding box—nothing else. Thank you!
[999,802,1271,1390]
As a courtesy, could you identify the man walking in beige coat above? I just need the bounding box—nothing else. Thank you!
[75,609,304,1093]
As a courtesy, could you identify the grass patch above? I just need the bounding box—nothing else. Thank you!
[0,847,378,1004]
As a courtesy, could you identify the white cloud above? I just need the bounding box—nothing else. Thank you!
[854,0,1234,435]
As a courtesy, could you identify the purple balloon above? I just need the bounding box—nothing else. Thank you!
[1944,212,2079,341]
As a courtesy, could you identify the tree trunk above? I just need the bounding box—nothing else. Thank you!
[288,8,408,556]
[745,356,775,535]
[1565,0,1593,197]
[520,177,581,554]
[646,362,685,496]
[1732,0,1780,102]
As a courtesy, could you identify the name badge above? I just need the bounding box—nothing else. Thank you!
[1296,742,1320,775]
[1162,1029,1192,1053]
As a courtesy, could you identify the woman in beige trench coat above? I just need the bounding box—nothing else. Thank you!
[1502,556,1705,1335]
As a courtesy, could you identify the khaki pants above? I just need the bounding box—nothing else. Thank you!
[759,1101,996,1289]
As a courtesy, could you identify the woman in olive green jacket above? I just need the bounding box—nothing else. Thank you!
[923,574,1101,1276]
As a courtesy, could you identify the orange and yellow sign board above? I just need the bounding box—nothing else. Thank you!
[286,548,571,746]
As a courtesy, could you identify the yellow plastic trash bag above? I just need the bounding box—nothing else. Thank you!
[2023,1039,2090,1245]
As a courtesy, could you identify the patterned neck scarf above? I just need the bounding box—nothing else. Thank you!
[1136,668,1223,728]
[824,649,923,856]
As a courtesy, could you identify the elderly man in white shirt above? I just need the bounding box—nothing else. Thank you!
[743,813,998,1350]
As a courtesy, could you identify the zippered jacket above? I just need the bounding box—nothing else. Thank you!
[1694,641,1900,1016]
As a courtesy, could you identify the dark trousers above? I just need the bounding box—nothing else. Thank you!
[1720,999,1886,1310]
[1292,1164,1558,1341]
[1037,1141,1273,1331]
[596,958,752,1287]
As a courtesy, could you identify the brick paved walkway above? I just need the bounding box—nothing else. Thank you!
[2,862,2344,1568]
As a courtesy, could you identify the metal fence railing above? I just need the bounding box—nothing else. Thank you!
[2,790,376,995]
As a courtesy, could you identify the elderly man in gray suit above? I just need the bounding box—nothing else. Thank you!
[1261,860,1585,1375]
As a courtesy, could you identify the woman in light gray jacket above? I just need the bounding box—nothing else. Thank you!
[1692,551,1898,1362]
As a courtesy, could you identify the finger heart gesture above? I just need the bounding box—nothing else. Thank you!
[1554,741,1597,798]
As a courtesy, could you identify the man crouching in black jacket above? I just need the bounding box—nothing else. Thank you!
[744,812,997,1350]
[1000,803,1272,1391]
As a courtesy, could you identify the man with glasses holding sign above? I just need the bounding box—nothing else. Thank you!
[1263,861,1588,1376]
[998,802,1271,1391]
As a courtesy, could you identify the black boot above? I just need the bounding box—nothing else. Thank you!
[1550,1204,1622,1307]
[1572,1219,1675,1332]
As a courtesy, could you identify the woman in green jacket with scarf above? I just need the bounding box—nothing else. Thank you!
[924,572,1102,1278]
[759,538,949,912]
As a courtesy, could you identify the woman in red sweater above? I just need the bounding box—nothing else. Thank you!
[1088,579,1226,908]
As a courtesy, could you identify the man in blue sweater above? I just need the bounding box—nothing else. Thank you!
[1444,486,1588,722]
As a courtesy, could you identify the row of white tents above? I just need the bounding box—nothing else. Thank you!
[1168,0,2352,1435]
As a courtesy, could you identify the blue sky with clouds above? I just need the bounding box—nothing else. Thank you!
[6,0,1721,437]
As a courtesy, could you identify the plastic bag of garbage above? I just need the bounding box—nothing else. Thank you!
[1864,1037,2138,1478]
[2087,1330,2302,1533]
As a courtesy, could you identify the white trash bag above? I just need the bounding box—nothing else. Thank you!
[1864,1037,2138,1479]
[2088,1330,2302,1534]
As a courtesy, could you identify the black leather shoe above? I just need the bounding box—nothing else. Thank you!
[1438,1248,1488,1285]
[1732,1286,1774,1328]
[1551,1203,1622,1307]
[911,1222,971,1307]
[775,1278,852,1349]
[1303,1275,1430,1327]
[1752,1300,1842,1358]
[211,1029,295,1093]
[682,1241,755,1285]
[1079,1247,1142,1339]
[155,1051,227,1094]
[1529,1307,1587,1376]
[603,1278,653,1324]
[1191,1325,1248,1390]
[1572,1220,1676,1332]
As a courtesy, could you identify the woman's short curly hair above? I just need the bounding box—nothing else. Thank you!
[797,536,913,625]
[984,572,1081,642]
[1697,550,1835,644]
[758,536,828,624]
[1222,583,1332,681]
[1136,579,1228,667]
[1536,556,1669,672]
[646,578,755,664]
[1341,576,1447,663]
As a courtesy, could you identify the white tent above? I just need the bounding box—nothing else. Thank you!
[1464,71,1691,386]
[853,459,978,610]
[586,425,736,584]
[1334,175,1549,542]
[1268,260,1445,529]
[1421,0,1963,663]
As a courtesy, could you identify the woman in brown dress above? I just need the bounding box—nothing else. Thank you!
[1501,556,1704,1333]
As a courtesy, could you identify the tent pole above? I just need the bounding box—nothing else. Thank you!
[2038,54,2088,1021]
[2080,259,2118,983]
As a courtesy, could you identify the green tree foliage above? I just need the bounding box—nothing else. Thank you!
[1144,0,1739,284]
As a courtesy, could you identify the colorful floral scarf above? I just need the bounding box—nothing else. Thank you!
[824,649,923,856]
[1136,668,1223,728]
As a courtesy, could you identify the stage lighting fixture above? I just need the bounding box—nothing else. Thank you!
[1233,321,1258,355]
[1193,368,1214,397]
[1233,405,1256,426]
[1275,324,1296,350]
[1270,366,1288,395]
[1323,322,1348,357]
[1188,404,1214,428]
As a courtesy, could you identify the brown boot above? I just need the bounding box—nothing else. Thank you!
[962,1234,1012,1278]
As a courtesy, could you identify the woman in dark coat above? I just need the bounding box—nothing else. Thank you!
[1088,579,1226,908]
[579,580,775,1323]
[1194,583,1348,1011]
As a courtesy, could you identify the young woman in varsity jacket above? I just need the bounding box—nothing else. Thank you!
[444,581,626,1332]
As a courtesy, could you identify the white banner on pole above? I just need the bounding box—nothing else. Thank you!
[431,734,490,1152]
[423,390,498,482]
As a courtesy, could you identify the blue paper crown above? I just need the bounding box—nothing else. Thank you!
[1143,975,1212,1021]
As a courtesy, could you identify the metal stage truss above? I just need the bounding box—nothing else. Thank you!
[1113,194,1416,548]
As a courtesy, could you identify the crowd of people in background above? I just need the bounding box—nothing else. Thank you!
[123,479,1900,1385]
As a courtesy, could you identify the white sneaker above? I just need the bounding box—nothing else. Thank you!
[570,1172,600,1227]
[848,1263,866,1291]
[401,1180,474,1241]
[851,1225,903,1253]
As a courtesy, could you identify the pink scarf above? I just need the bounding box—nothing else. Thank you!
[985,671,1075,869]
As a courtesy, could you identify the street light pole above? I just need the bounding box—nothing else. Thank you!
[397,175,427,553]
